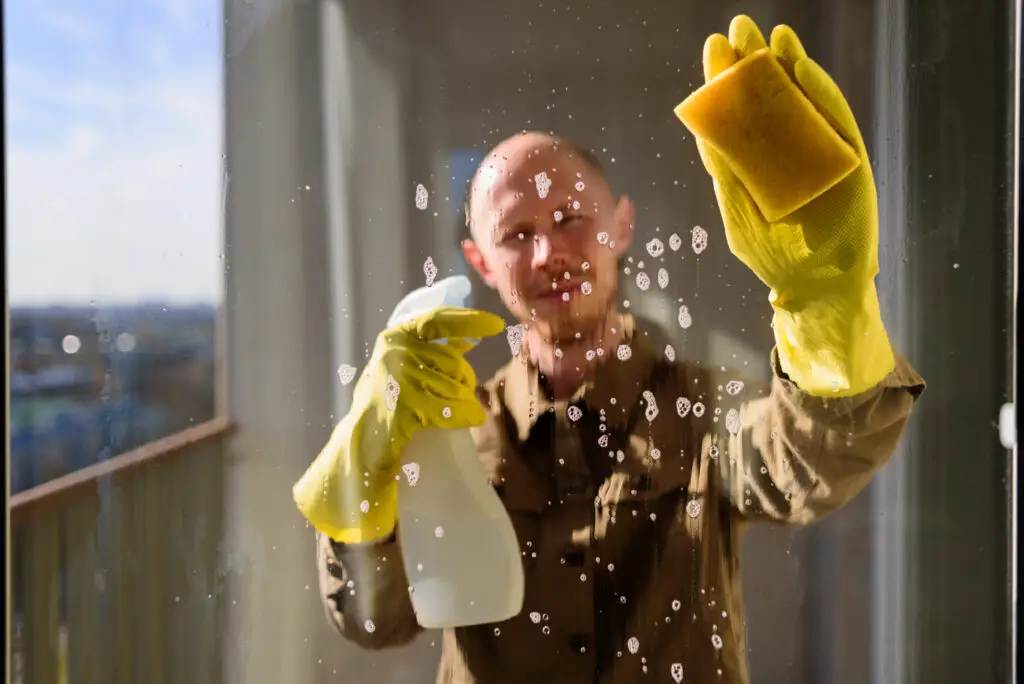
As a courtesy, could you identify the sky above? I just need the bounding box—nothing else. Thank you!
[5,0,224,306]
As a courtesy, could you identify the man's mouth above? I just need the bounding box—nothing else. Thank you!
[535,279,585,301]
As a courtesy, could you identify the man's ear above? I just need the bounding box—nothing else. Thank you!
[611,195,636,256]
[461,238,498,288]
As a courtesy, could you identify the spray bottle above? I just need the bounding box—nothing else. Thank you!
[386,275,525,629]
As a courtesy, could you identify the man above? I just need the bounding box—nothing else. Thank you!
[294,16,925,684]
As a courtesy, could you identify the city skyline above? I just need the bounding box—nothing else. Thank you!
[5,0,224,306]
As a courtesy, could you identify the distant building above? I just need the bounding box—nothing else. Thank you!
[9,304,217,493]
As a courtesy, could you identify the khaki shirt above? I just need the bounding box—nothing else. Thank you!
[317,315,925,683]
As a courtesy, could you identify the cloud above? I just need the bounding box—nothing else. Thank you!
[34,6,104,44]
[5,0,223,306]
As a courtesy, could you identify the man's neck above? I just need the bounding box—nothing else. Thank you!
[525,311,629,400]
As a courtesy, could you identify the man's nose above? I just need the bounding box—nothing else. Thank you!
[536,232,569,270]
[531,233,553,269]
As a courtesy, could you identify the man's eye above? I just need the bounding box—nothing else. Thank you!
[498,230,530,244]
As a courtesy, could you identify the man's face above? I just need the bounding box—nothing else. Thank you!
[463,137,634,343]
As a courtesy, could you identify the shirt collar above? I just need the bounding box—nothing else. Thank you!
[501,314,659,441]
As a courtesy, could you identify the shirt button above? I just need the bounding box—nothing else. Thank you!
[569,633,591,654]
[562,548,586,567]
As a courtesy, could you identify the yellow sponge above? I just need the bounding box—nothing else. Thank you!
[674,48,860,222]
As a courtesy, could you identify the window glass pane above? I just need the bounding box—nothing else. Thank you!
[6,0,223,493]
[7,1,1017,683]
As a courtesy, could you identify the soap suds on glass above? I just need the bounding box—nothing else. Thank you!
[534,172,552,199]
[414,184,429,211]
[423,257,439,286]
[337,364,357,385]
[691,225,708,254]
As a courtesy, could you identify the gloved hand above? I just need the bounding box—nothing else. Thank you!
[690,15,894,397]
[293,306,506,544]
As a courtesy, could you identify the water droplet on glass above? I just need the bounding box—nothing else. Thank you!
[494,627,501,636]
[650,447,661,461]
[597,231,610,245]
[434,526,444,538]
[360,500,370,514]
[598,434,610,448]
[530,611,542,624]
[553,209,564,222]
[575,180,586,192]
[671,599,682,611]
[664,345,676,362]
[711,634,723,649]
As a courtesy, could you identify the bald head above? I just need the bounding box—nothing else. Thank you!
[464,132,609,241]
[459,130,634,343]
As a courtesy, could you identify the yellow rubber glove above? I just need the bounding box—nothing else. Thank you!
[689,16,895,397]
[293,306,506,544]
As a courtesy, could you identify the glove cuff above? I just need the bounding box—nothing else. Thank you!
[295,466,400,545]
[292,409,402,544]
[771,281,895,397]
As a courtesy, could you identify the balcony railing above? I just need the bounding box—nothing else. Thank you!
[9,417,232,684]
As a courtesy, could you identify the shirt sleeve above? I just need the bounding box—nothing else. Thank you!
[317,530,423,649]
[710,348,926,525]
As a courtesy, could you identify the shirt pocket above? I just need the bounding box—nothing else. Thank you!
[595,431,693,525]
